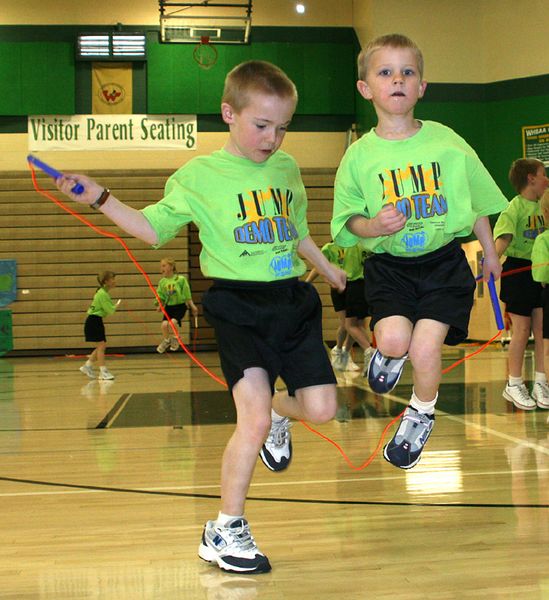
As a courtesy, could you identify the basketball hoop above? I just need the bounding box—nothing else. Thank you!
[193,36,218,70]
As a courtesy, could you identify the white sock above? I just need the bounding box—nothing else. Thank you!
[271,408,285,422]
[534,372,547,384]
[509,376,523,387]
[85,359,93,367]
[217,511,243,527]
[410,390,437,415]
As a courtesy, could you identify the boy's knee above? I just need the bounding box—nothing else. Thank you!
[303,393,337,424]
[377,335,409,358]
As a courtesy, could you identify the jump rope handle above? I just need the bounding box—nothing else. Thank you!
[487,273,504,331]
[27,154,85,195]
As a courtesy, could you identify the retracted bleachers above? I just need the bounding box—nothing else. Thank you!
[0,168,337,355]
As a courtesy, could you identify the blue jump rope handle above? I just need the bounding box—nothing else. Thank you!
[27,154,84,195]
[487,273,505,330]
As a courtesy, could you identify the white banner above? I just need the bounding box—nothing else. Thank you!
[28,114,197,151]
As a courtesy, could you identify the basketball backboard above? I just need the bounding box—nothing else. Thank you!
[159,1,252,44]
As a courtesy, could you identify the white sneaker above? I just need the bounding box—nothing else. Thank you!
[198,518,271,574]
[532,382,549,409]
[169,336,179,351]
[362,347,376,377]
[503,383,536,410]
[259,416,292,471]
[156,338,170,353]
[332,348,349,371]
[346,351,361,372]
[79,364,95,379]
[98,368,115,381]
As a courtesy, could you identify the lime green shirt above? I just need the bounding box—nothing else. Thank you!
[331,121,508,256]
[321,243,367,281]
[531,229,549,283]
[87,287,116,318]
[141,149,309,281]
[156,274,192,306]
[493,195,545,260]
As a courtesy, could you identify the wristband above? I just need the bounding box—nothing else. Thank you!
[90,188,111,210]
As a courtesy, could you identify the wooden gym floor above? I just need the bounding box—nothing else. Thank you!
[1,344,548,599]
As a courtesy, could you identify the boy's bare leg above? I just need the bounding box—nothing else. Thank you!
[408,319,449,401]
[507,313,532,377]
[374,315,413,358]
[220,367,272,515]
[272,384,337,424]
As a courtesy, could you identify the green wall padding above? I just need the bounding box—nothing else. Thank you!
[147,41,356,115]
[0,42,74,115]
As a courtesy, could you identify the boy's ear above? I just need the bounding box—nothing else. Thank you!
[356,80,372,100]
[221,102,235,125]
[418,80,428,99]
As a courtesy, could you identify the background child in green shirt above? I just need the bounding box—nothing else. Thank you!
[331,33,507,470]
[498,162,549,410]
[80,270,120,381]
[307,242,374,373]
[56,60,346,575]
[155,256,198,353]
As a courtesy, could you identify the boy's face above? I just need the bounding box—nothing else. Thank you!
[160,261,172,275]
[357,46,426,118]
[530,165,549,199]
[222,92,296,163]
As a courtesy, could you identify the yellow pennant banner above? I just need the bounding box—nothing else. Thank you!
[92,62,133,114]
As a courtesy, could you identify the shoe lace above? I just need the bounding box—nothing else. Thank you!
[267,417,291,447]
[535,381,549,394]
[515,384,533,402]
[226,520,258,552]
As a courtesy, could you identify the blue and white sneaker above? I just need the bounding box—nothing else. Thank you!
[198,518,271,574]
[383,406,434,469]
[367,350,407,393]
[259,416,292,472]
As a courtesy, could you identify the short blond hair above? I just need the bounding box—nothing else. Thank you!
[161,256,177,272]
[97,271,115,287]
[222,60,298,113]
[357,33,424,81]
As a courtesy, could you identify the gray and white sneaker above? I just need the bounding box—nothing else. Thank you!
[156,338,170,353]
[169,336,179,351]
[198,518,271,574]
[503,383,536,410]
[79,364,95,379]
[331,347,349,371]
[532,382,549,409]
[367,350,407,393]
[383,406,435,469]
[259,416,292,471]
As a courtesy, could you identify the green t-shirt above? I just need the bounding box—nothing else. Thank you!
[493,195,545,260]
[331,120,509,257]
[156,274,191,306]
[321,242,367,281]
[531,229,549,283]
[141,149,309,281]
[87,287,116,318]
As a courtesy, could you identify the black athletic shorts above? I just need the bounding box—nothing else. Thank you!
[363,240,476,346]
[499,256,543,316]
[202,278,336,395]
[330,279,370,319]
[163,303,187,326]
[84,314,106,343]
